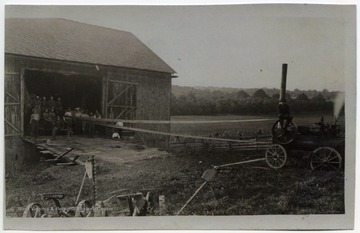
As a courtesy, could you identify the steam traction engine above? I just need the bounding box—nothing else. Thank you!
[264,64,345,171]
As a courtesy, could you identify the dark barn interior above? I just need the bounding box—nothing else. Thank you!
[24,69,102,134]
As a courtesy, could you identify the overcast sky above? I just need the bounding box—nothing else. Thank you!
[5,4,355,91]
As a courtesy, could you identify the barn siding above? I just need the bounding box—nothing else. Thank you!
[5,54,173,147]
[4,57,22,137]
[107,70,171,147]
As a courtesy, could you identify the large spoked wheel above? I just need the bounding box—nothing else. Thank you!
[310,147,342,171]
[265,144,287,169]
[75,200,93,217]
[22,203,44,218]
[272,120,297,145]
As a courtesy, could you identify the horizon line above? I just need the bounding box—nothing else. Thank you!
[172,84,343,93]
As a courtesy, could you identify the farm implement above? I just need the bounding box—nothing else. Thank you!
[21,155,154,218]
[266,64,344,171]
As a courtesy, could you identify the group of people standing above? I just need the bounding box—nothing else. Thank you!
[29,95,63,138]
[29,94,103,139]
[63,108,103,137]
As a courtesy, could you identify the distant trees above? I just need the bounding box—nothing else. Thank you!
[252,89,270,99]
[272,93,291,101]
[236,90,250,99]
[296,93,309,101]
[171,86,336,115]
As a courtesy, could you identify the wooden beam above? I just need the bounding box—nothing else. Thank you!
[125,86,129,110]
[130,86,134,107]
[125,107,136,116]
[108,79,138,86]
[5,120,21,133]
[54,147,74,160]
[4,103,21,106]
[118,107,135,119]
[115,108,128,119]
[107,85,133,106]
[115,106,136,119]
[5,133,21,137]
[107,104,136,109]
[22,137,35,144]
[5,91,19,102]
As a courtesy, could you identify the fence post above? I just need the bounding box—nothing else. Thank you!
[159,195,167,215]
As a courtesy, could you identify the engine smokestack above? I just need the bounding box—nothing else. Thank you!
[279,63,288,102]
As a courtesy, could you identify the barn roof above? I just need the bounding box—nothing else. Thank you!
[5,18,175,74]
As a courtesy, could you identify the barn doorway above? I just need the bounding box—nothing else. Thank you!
[23,69,102,135]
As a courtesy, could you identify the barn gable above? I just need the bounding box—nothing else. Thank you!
[5,18,175,74]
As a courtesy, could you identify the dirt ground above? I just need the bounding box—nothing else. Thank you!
[5,136,344,217]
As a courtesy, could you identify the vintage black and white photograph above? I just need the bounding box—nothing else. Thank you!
[2,2,357,230]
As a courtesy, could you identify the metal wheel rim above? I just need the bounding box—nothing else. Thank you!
[22,203,44,218]
[310,147,342,171]
[265,144,287,169]
[272,120,297,145]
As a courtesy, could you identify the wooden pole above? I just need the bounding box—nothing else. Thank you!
[75,171,87,205]
[92,156,97,205]
[101,76,106,117]
[176,181,207,216]
[20,69,25,137]
[105,76,109,118]
[216,158,266,169]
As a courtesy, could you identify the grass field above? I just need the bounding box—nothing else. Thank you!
[6,112,345,218]
[171,113,345,136]
[6,150,344,217]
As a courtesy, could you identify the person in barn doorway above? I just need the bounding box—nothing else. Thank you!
[48,96,56,111]
[25,93,35,133]
[42,96,49,113]
[52,115,65,140]
[74,107,82,134]
[34,96,42,114]
[55,97,63,116]
[42,108,52,133]
[64,108,74,135]
[115,121,124,140]
[49,108,56,126]
[30,108,40,138]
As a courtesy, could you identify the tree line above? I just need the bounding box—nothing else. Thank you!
[171,86,337,115]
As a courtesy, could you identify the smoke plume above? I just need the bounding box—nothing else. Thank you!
[333,92,345,120]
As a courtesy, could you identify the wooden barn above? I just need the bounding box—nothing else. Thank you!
[4,18,176,148]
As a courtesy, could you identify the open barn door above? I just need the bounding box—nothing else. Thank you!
[105,79,137,120]
[4,71,22,137]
